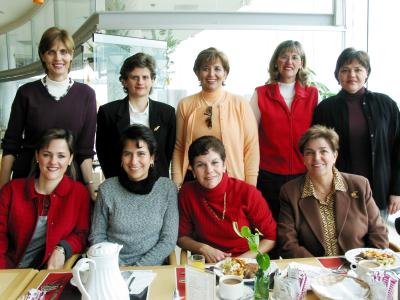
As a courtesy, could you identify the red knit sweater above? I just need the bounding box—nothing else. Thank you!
[178,173,276,255]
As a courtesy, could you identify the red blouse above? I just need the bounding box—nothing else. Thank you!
[178,173,276,255]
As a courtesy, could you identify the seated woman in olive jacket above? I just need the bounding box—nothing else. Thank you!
[278,125,388,258]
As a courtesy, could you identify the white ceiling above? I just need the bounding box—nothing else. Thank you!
[0,0,38,31]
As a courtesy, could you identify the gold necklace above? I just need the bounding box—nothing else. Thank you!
[202,192,226,221]
[200,91,226,106]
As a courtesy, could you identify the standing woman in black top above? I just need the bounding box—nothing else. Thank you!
[312,47,400,218]
[0,27,97,200]
[96,53,176,178]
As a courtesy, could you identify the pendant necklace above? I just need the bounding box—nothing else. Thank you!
[202,192,227,221]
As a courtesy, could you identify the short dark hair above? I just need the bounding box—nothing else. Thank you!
[193,47,230,77]
[188,136,226,167]
[119,53,157,94]
[38,27,75,73]
[120,124,158,159]
[30,128,76,179]
[268,40,309,85]
[299,125,339,154]
[334,47,371,83]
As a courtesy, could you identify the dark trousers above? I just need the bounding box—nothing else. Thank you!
[257,169,303,222]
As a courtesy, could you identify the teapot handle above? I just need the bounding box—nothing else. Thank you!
[73,258,96,300]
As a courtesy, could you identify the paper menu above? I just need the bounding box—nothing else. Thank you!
[175,267,186,299]
[185,266,216,300]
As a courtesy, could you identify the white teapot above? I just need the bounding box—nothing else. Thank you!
[72,242,130,300]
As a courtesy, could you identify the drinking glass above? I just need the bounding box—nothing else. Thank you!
[189,254,205,270]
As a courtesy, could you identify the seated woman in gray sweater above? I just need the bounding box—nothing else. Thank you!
[89,124,178,266]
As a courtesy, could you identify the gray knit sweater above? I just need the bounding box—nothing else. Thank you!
[89,177,178,266]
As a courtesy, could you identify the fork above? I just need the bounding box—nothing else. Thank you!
[331,261,348,274]
[173,288,180,300]
[127,276,136,293]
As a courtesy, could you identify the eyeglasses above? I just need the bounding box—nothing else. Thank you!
[204,106,212,128]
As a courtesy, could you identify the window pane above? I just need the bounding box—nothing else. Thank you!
[105,0,333,13]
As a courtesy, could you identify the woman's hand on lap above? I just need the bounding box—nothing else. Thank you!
[200,244,231,263]
[47,248,66,270]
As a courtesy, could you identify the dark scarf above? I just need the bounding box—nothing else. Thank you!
[118,166,159,195]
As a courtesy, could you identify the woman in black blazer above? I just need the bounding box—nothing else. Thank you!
[96,53,176,178]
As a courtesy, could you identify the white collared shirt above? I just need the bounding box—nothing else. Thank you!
[129,100,150,127]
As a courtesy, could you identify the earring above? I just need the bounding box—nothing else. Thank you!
[274,64,278,68]
[150,162,154,168]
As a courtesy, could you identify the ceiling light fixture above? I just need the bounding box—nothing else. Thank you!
[33,0,45,4]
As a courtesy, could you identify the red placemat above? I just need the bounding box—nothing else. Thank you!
[318,257,347,269]
[38,272,81,300]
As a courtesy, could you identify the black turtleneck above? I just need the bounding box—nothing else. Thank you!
[340,87,372,182]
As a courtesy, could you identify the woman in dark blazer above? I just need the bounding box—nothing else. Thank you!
[278,125,388,258]
[96,53,176,178]
[312,48,400,218]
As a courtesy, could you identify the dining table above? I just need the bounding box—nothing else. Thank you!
[17,256,334,300]
[0,268,38,300]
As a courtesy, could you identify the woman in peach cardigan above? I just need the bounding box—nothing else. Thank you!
[172,47,259,188]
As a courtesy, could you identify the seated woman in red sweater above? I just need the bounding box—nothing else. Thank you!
[178,136,276,263]
[0,128,90,269]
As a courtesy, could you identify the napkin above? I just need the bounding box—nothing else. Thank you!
[286,262,331,290]
[122,270,156,294]
[273,268,308,300]
[365,270,398,300]
[18,289,46,300]
[311,275,369,300]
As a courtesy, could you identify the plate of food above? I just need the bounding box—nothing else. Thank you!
[344,248,400,269]
[213,257,278,282]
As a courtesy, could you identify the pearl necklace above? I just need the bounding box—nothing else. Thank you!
[202,192,227,221]
[43,76,73,100]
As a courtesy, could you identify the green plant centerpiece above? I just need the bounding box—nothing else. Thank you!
[233,222,270,299]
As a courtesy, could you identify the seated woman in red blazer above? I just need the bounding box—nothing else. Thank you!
[178,136,276,263]
[278,125,388,258]
[0,128,90,269]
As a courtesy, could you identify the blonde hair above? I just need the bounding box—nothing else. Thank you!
[268,40,310,86]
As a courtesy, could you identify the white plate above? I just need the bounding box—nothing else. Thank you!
[216,284,253,300]
[344,248,400,270]
[214,258,278,283]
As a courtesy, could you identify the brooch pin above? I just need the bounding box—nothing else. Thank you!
[351,191,359,199]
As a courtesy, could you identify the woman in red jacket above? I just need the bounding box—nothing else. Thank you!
[178,136,276,263]
[250,40,318,221]
[0,128,90,269]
